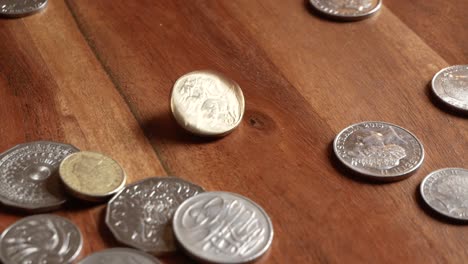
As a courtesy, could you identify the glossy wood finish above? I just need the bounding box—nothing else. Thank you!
[0,0,466,263]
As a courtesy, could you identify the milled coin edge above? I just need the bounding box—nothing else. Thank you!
[308,0,382,21]
[0,0,48,18]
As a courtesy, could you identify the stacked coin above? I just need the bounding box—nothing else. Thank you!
[333,121,425,181]
[0,0,48,18]
[309,0,382,21]
[171,70,245,137]
[431,65,468,112]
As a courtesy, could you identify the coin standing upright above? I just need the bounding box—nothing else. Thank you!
[0,0,48,17]
[333,121,424,181]
[171,70,245,137]
[0,141,79,211]
[0,214,83,264]
[59,151,126,201]
[173,191,274,264]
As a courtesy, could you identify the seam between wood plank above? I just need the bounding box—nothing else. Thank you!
[62,0,173,176]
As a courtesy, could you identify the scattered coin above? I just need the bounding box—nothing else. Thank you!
[0,0,48,18]
[0,214,83,264]
[173,191,274,264]
[171,70,245,137]
[78,248,162,264]
[0,141,79,211]
[420,168,468,221]
[59,151,126,202]
[333,121,424,181]
[431,65,468,112]
[106,177,204,255]
[309,0,382,21]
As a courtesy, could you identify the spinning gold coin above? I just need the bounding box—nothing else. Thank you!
[59,151,126,201]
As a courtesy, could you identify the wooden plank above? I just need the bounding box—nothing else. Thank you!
[64,0,468,263]
[0,0,167,261]
[386,0,468,64]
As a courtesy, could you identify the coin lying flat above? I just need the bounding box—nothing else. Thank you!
[106,177,204,255]
[59,151,126,202]
[0,0,48,18]
[309,0,382,21]
[78,248,162,264]
[171,70,245,137]
[0,141,79,211]
[431,65,468,112]
[420,168,468,221]
[333,121,424,181]
[0,214,83,264]
[173,191,274,264]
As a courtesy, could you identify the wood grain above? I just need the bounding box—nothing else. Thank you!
[0,0,466,263]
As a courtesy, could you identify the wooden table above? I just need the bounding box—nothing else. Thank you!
[0,0,467,263]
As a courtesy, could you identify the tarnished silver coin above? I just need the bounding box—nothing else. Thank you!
[421,168,468,221]
[78,248,162,264]
[432,65,468,112]
[106,177,204,255]
[309,0,382,21]
[0,141,79,211]
[173,191,274,264]
[333,121,424,181]
[0,214,83,264]
[171,70,245,137]
[0,0,48,18]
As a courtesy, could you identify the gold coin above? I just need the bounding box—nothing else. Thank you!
[59,151,126,201]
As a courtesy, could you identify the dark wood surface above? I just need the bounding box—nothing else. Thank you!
[0,0,466,263]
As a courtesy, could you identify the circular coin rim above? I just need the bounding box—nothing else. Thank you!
[333,121,425,180]
[170,70,245,137]
[105,176,205,255]
[77,247,162,264]
[0,0,48,18]
[309,0,382,21]
[0,214,83,264]
[420,167,468,221]
[59,151,127,201]
[172,191,274,264]
[0,141,79,210]
[431,65,468,112]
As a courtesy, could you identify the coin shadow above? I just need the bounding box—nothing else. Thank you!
[414,185,468,226]
[426,81,468,118]
[328,141,408,185]
[97,208,121,247]
[140,111,224,145]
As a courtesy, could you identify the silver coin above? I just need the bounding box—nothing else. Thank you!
[0,0,48,18]
[0,214,83,264]
[309,0,382,21]
[78,248,162,264]
[171,70,245,137]
[173,191,274,264]
[0,141,79,211]
[431,65,468,112]
[333,121,424,180]
[106,177,204,255]
[420,168,468,221]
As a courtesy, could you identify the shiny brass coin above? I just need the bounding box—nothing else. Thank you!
[171,70,245,137]
[59,151,126,202]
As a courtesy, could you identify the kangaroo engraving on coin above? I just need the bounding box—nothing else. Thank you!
[421,168,468,221]
[106,177,204,255]
[333,122,424,180]
[0,0,48,17]
[0,141,79,211]
[173,191,274,263]
[0,214,83,264]
[309,0,381,20]
[78,248,162,264]
[171,70,245,136]
[432,65,468,111]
